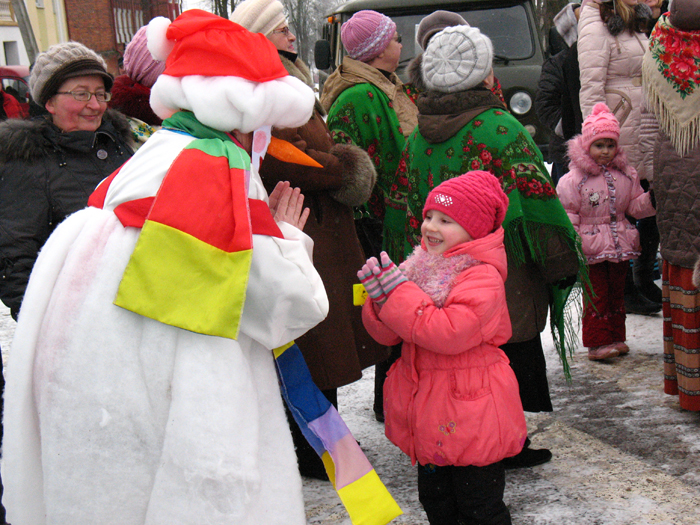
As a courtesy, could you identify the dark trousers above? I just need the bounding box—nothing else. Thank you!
[373,343,402,418]
[500,334,553,413]
[418,462,511,525]
[583,261,628,347]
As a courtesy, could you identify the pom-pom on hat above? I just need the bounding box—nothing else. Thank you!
[341,10,396,63]
[423,170,509,241]
[147,9,314,133]
[421,25,493,93]
[124,25,166,88]
[582,102,620,150]
[416,10,469,51]
[29,42,113,107]
[229,0,287,36]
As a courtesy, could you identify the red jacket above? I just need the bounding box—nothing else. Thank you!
[362,228,527,467]
[1,90,26,120]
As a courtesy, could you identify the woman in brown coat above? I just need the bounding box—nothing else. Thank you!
[231,0,387,479]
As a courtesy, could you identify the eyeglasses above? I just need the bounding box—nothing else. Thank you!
[272,26,292,36]
[394,34,402,44]
[55,91,112,102]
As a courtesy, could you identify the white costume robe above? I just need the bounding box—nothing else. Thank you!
[2,129,329,524]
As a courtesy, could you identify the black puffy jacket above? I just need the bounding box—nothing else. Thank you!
[0,110,133,319]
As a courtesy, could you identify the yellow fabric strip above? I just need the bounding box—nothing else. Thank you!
[115,221,252,339]
[337,469,403,525]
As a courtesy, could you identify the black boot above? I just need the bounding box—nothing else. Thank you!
[501,438,552,469]
[625,265,661,315]
[633,216,662,303]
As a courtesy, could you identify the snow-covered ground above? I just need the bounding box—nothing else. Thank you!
[2,293,700,524]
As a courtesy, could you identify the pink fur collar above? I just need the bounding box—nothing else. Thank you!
[567,134,634,178]
[401,247,481,307]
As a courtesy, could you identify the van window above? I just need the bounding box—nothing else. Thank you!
[392,4,534,76]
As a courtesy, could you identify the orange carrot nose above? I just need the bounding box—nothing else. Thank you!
[266,136,323,168]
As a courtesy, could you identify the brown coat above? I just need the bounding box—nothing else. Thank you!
[259,54,388,390]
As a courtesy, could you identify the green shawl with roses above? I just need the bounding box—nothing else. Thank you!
[326,83,412,262]
[403,104,585,378]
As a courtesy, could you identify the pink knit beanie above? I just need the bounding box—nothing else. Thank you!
[582,102,620,150]
[341,10,396,63]
[423,170,510,240]
[124,25,166,88]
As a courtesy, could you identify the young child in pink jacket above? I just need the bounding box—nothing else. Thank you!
[557,102,656,361]
[359,170,527,525]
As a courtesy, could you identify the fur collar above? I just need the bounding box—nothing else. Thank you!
[0,109,132,163]
[553,3,580,47]
[401,247,481,307]
[566,133,634,178]
[407,53,428,93]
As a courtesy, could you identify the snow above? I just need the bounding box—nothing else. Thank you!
[2,293,700,524]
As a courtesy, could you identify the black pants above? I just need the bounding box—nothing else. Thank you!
[418,462,511,525]
[501,334,553,413]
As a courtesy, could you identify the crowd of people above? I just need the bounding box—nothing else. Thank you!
[0,0,698,523]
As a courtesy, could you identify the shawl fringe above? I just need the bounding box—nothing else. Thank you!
[642,58,700,158]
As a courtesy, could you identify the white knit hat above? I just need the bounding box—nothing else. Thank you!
[421,26,493,93]
[229,0,287,36]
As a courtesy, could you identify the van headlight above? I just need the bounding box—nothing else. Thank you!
[509,91,532,115]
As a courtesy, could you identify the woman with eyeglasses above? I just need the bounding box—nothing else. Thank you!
[0,42,133,322]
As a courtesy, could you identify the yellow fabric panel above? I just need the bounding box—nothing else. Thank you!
[337,469,403,525]
[115,221,252,339]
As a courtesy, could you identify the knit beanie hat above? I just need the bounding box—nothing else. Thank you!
[421,25,493,93]
[147,9,314,133]
[669,0,700,31]
[423,170,509,241]
[341,10,396,63]
[416,10,469,51]
[124,25,166,88]
[29,41,113,107]
[229,0,286,36]
[581,102,620,150]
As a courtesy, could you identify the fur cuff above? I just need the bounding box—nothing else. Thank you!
[329,144,377,207]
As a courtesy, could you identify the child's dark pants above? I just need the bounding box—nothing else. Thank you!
[417,462,511,525]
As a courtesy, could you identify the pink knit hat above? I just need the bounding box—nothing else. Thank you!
[423,170,510,240]
[582,102,620,150]
[341,10,396,63]
[124,25,166,88]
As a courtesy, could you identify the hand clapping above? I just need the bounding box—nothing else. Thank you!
[268,181,311,230]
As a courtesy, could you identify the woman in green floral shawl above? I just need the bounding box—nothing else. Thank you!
[404,25,585,468]
[320,10,418,263]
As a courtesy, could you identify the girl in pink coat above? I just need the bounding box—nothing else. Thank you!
[557,103,656,360]
[359,170,527,525]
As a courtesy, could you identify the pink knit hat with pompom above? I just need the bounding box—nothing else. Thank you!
[124,25,166,88]
[423,170,510,240]
[582,102,620,150]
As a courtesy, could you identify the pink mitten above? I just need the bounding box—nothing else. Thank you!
[375,252,407,296]
[358,258,388,304]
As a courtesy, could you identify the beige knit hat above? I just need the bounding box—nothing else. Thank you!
[229,0,287,36]
[30,41,113,106]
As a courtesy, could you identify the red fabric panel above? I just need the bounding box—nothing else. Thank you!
[146,148,251,253]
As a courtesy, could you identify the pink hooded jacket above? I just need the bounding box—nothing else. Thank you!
[362,228,527,467]
[557,135,655,264]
